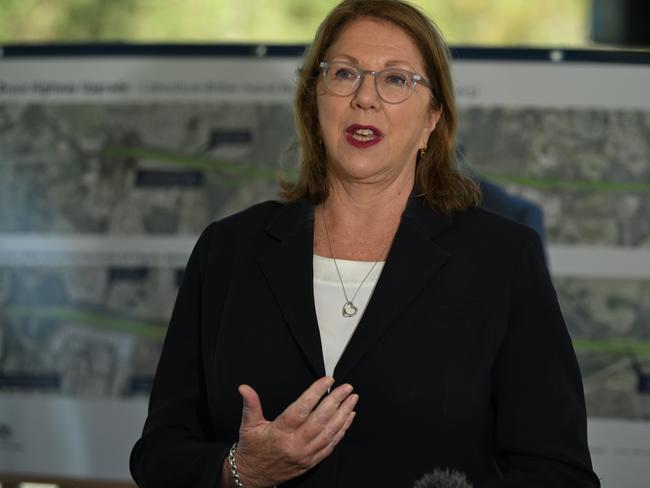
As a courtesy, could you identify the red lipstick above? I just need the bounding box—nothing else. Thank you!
[345,124,383,148]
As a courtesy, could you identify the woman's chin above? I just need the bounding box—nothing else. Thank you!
[329,158,415,187]
[331,165,387,183]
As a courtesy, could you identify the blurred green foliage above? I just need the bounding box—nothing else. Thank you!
[0,0,590,46]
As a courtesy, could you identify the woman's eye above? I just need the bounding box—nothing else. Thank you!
[334,68,356,80]
[384,73,408,86]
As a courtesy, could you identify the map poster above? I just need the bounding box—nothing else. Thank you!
[454,56,650,488]
[0,55,300,482]
[1,47,650,487]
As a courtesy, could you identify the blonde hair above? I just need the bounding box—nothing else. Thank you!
[281,0,480,213]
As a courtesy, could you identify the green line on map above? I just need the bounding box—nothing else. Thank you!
[485,174,650,193]
[572,338,650,357]
[103,146,295,180]
[103,149,650,192]
[5,305,166,340]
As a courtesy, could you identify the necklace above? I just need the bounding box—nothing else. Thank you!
[321,207,381,318]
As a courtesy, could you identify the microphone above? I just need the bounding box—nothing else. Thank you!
[413,468,473,488]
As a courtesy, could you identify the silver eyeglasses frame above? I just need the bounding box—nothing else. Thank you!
[319,61,434,104]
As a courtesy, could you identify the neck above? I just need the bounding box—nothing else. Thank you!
[324,168,414,227]
[314,169,414,261]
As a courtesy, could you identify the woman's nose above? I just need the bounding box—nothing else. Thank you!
[351,72,380,109]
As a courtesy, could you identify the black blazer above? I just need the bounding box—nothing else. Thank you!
[130,195,600,488]
[478,178,546,244]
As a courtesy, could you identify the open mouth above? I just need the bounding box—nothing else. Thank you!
[351,127,376,141]
[346,124,384,145]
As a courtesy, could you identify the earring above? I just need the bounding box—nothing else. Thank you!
[419,145,427,158]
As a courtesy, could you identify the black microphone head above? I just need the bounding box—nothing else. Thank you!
[413,468,473,488]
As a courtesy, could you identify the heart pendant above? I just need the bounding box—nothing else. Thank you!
[342,301,358,317]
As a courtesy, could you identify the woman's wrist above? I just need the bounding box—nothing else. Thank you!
[221,451,235,488]
[224,442,277,488]
[227,442,246,487]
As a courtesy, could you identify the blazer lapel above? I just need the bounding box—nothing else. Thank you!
[334,195,453,383]
[256,201,326,378]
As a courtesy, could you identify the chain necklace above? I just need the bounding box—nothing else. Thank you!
[321,207,382,318]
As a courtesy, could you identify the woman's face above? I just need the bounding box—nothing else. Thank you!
[317,17,440,187]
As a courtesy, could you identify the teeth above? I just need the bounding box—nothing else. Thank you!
[352,133,374,142]
[351,127,378,142]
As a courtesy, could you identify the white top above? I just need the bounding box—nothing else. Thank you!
[313,254,385,377]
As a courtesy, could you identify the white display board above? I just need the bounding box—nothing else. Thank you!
[0,46,649,487]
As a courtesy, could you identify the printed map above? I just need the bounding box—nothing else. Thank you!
[1,102,649,420]
[459,107,650,419]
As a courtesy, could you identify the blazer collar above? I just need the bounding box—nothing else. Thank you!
[257,195,454,383]
[257,201,325,378]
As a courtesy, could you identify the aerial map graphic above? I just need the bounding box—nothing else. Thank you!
[0,102,293,398]
[1,102,649,420]
[459,107,650,419]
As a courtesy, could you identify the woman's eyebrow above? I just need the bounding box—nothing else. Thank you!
[329,55,415,70]
[328,54,359,63]
[383,59,416,70]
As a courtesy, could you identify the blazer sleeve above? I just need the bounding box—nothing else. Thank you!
[130,223,229,488]
[479,230,600,488]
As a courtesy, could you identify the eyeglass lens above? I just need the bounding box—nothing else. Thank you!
[323,62,416,103]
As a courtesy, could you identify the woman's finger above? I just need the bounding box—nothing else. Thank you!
[308,411,357,467]
[239,384,267,430]
[304,393,359,452]
[314,383,354,423]
[298,384,355,442]
[275,376,334,432]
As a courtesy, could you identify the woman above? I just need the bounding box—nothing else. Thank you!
[130,1,600,487]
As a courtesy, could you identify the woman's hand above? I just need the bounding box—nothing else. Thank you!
[231,376,358,488]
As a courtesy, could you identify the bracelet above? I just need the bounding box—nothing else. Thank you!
[227,442,245,488]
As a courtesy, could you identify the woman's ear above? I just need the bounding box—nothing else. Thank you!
[419,108,442,148]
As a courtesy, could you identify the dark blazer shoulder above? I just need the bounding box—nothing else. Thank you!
[452,205,543,250]
[185,200,282,268]
[417,204,548,277]
[209,199,284,234]
[191,199,313,267]
[201,200,291,243]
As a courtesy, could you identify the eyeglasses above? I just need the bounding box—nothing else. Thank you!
[319,61,433,104]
